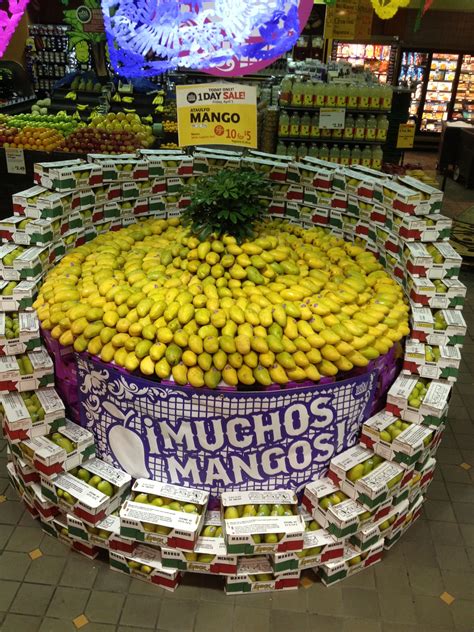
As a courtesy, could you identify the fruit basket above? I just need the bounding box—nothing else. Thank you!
[1,148,465,594]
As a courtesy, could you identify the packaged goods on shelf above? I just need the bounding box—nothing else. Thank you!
[383,495,424,550]
[302,477,392,538]
[193,151,241,175]
[403,340,461,382]
[110,545,182,591]
[221,490,305,555]
[406,276,466,310]
[318,539,384,586]
[0,280,38,312]
[386,375,451,427]
[13,188,73,220]
[9,452,39,487]
[1,387,66,442]
[28,480,60,521]
[392,211,452,242]
[225,557,300,594]
[120,480,209,550]
[411,307,467,346]
[86,157,148,183]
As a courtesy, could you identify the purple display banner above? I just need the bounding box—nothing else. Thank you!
[77,355,377,498]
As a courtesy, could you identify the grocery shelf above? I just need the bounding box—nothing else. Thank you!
[279,106,391,115]
[278,137,380,145]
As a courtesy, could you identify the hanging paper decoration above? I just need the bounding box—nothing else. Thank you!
[101,0,313,77]
[370,0,409,20]
[414,0,434,32]
[0,0,31,59]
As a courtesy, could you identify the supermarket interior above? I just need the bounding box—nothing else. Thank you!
[0,1,473,631]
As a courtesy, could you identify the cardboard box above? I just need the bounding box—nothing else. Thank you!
[350,500,410,552]
[376,179,428,215]
[109,545,182,591]
[360,410,437,468]
[41,513,74,548]
[120,480,209,550]
[402,242,461,279]
[384,496,424,550]
[392,210,451,242]
[242,157,288,182]
[0,280,38,312]
[0,347,55,392]
[138,150,193,177]
[328,445,406,509]
[302,478,392,538]
[397,175,443,214]
[402,340,461,382]
[0,312,41,356]
[10,452,40,487]
[13,419,95,478]
[28,480,60,521]
[225,557,300,594]
[221,490,305,554]
[386,375,451,427]
[193,152,241,176]
[161,511,238,575]
[34,161,102,191]
[1,387,66,443]
[67,512,119,549]
[411,307,466,346]
[41,465,124,526]
[318,539,384,586]
[298,162,333,190]
[408,276,466,310]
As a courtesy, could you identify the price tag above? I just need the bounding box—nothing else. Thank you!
[5,148,26,175]
[397,124,416,149]
[319,108,346,130]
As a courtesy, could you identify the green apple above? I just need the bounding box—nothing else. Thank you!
[77,468,91,482]
[134,493,149,503]
[347,463,365,482]
[202,525,217,537]
[167,501,182,511]
[182,503,198,513]
[252,534,262,544]
[242,504,257,517]
[257,504,270,516]
[224,506,240,520]
[264,533,279,544]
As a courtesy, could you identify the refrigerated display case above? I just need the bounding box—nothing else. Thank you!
[452,55,474,122]
[398,50,429,118]
[331,40,399,84]
[421,53,460,133]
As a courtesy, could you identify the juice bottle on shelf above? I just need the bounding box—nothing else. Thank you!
[308,144,319,158]
[291,79,304,106]
[351,145,362,165]
[344,113,355,139]
[362,145,372,167]
[297,144,308,159]
[381,84,393,110]
[365,115,377,140]
[321,124,332,139]
[303,81,314,107]
[340,144,351,166]
[336,84,347,107]
[347,84,358,109]
[376,114,389,141]
[278,111,290,137]
[319,143,330,161]
[326,84,337,106]
[329,145,340,164]
[300,112,311,138]
[372,145,383,170]
[315,83,326,107]
[310,113,321,138]
[358,84,370,109]
[354,114,366,140]
[287,142,298,157]
[276,142,287,155]
[280,76,293,105]
[332,120,344,139]
[369,85,381,110]
[289,112,301,137]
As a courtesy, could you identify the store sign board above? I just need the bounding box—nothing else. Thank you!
[325,0,373,40]
[176,83,257,149]
[5,148,26,175]
[319,108,346,130]
[77,356,377,499]
[397,123,416,149]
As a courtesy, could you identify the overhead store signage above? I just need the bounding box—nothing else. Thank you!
[176,83,257,149]
[100,0,313,77]
[325,0,373,40]
[397,123,416,149]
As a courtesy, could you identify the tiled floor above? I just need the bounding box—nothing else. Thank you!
[1,167,473,632]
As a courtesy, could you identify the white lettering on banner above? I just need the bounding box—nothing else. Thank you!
[78,357,377,496]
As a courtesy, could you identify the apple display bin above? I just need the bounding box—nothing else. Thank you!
[40,330,402,501]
